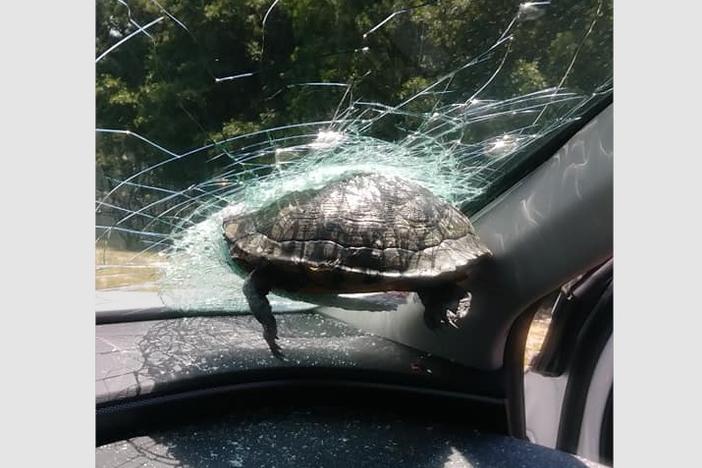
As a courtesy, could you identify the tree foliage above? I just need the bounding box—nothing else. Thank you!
[96,0,612,192]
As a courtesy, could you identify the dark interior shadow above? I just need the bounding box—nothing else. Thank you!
[96,405,595,467]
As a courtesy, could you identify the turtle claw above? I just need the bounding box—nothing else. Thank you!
[263,329,286,360]
[444,291,472,329]
[446,311,461,329]
[268,340,286,361]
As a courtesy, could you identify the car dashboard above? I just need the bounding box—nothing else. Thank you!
[96,310,604,467]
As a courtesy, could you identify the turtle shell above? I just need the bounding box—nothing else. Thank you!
[223,173,491,293]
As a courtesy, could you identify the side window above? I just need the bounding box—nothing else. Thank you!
[524,291,558,370]
[523,260,612,462]
[524,274,586,370]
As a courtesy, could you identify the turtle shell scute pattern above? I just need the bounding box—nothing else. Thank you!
[223,173,490,279]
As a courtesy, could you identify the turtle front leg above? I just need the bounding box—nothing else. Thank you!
[242,269,283,359]
[418,285,472,330]
[418,288,445,330]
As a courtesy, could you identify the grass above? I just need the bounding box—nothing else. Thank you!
[95,246,163,291]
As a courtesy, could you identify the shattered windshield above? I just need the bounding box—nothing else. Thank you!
[95,0,612,315]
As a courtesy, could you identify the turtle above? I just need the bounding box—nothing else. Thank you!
[222,172,492,358]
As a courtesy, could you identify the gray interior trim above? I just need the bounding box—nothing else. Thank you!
[577,334,613,462]
[524,371,569,448]
[319,105,613,370]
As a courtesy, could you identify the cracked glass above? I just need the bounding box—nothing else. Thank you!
[95,0,612,317]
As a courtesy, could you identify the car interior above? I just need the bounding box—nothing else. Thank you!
[96,100,613,467]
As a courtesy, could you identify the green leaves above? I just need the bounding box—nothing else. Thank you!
[96,0,612,191]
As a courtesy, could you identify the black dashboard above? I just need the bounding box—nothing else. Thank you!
[96,312,602,467]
